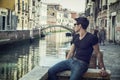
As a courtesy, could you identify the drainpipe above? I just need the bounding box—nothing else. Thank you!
[7,9,12,30]
[107,1,110,41]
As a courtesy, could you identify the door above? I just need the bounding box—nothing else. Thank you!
[2,16,6,30]
[112,16,116,43]
[0,16,3,30]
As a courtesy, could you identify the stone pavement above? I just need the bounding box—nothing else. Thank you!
[99,42,120,80]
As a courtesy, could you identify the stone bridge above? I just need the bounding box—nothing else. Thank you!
[40,25,74,32]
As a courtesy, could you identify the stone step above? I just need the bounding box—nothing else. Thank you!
[19,66,48,80]
[57,68,111,80]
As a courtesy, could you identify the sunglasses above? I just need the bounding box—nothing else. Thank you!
[74,23,80,26]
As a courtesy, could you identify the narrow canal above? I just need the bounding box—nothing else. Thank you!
[0,32,72,80]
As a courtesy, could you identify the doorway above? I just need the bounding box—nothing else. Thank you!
[2,16,6,30]
[112,16,116,43]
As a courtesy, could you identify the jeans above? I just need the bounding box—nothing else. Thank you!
[48,58,88,80]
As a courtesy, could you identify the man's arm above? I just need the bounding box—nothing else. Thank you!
[93,44,108,76]
[66,44,75,59]
[93,44,105,69]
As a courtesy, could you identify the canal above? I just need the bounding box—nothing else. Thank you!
[0,32,72,80]
[0,31,120,80]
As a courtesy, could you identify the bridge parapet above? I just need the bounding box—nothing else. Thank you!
[40,25,74,32]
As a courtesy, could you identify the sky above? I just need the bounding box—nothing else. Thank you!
[41,0,86,13]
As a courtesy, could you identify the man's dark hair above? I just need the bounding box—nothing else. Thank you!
[75,17,89,29]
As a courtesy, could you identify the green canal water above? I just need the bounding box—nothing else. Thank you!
[0,32,72,80]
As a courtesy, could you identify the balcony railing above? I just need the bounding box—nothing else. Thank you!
[102,5,107,10]
[92,0,95,2]
[109,0,120,11]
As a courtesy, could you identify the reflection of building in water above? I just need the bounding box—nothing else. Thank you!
[0,51,18,80]
[38,32,71,66]
[0,40,40,80]
[45,32,72,53]
[39,40,47,66]
[0,33,71,79]
[0,63,17,80]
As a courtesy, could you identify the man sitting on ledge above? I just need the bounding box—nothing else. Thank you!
[48,17,108,80]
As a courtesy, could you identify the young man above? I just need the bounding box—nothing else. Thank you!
[48,17,108,80]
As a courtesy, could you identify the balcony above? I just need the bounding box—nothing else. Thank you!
[85,8,90,17]
[99,8,101,12]
[91,0,95,2]
[109,0,120,11]
[102,5,107,10]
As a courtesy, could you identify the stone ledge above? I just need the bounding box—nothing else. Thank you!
[57,68,111,79]
[0,39,10,42]
[19,67,111,80]
[19,66,48,80]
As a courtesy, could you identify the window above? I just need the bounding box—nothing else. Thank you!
[18,0,20,12]
[22,1,24,12]
[25,3,28,12]
[33,0,35,6]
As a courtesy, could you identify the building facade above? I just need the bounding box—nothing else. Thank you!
[15,0,29,30]
[38,2,47,27]
[0,0,17,31]
[47,4,75,27]
[109,0,120,43]
[85,0,120,44]
[0,8,8,30]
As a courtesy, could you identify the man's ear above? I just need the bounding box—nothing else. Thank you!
[79,24,82,28]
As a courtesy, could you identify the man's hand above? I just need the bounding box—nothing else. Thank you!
[99,69,108,77]
[66,44,75,59]
[93,44,108,77]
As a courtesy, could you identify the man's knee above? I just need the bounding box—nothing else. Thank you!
[48,68,55,75]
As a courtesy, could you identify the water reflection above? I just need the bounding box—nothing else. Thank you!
[39,32,71,67]
[0,32,71,80]
[0,40,40,80]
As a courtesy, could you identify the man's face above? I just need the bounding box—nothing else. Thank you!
[74,23,81,33]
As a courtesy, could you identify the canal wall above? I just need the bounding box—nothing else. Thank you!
[0,29,40,46]
[33,29,40,38]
